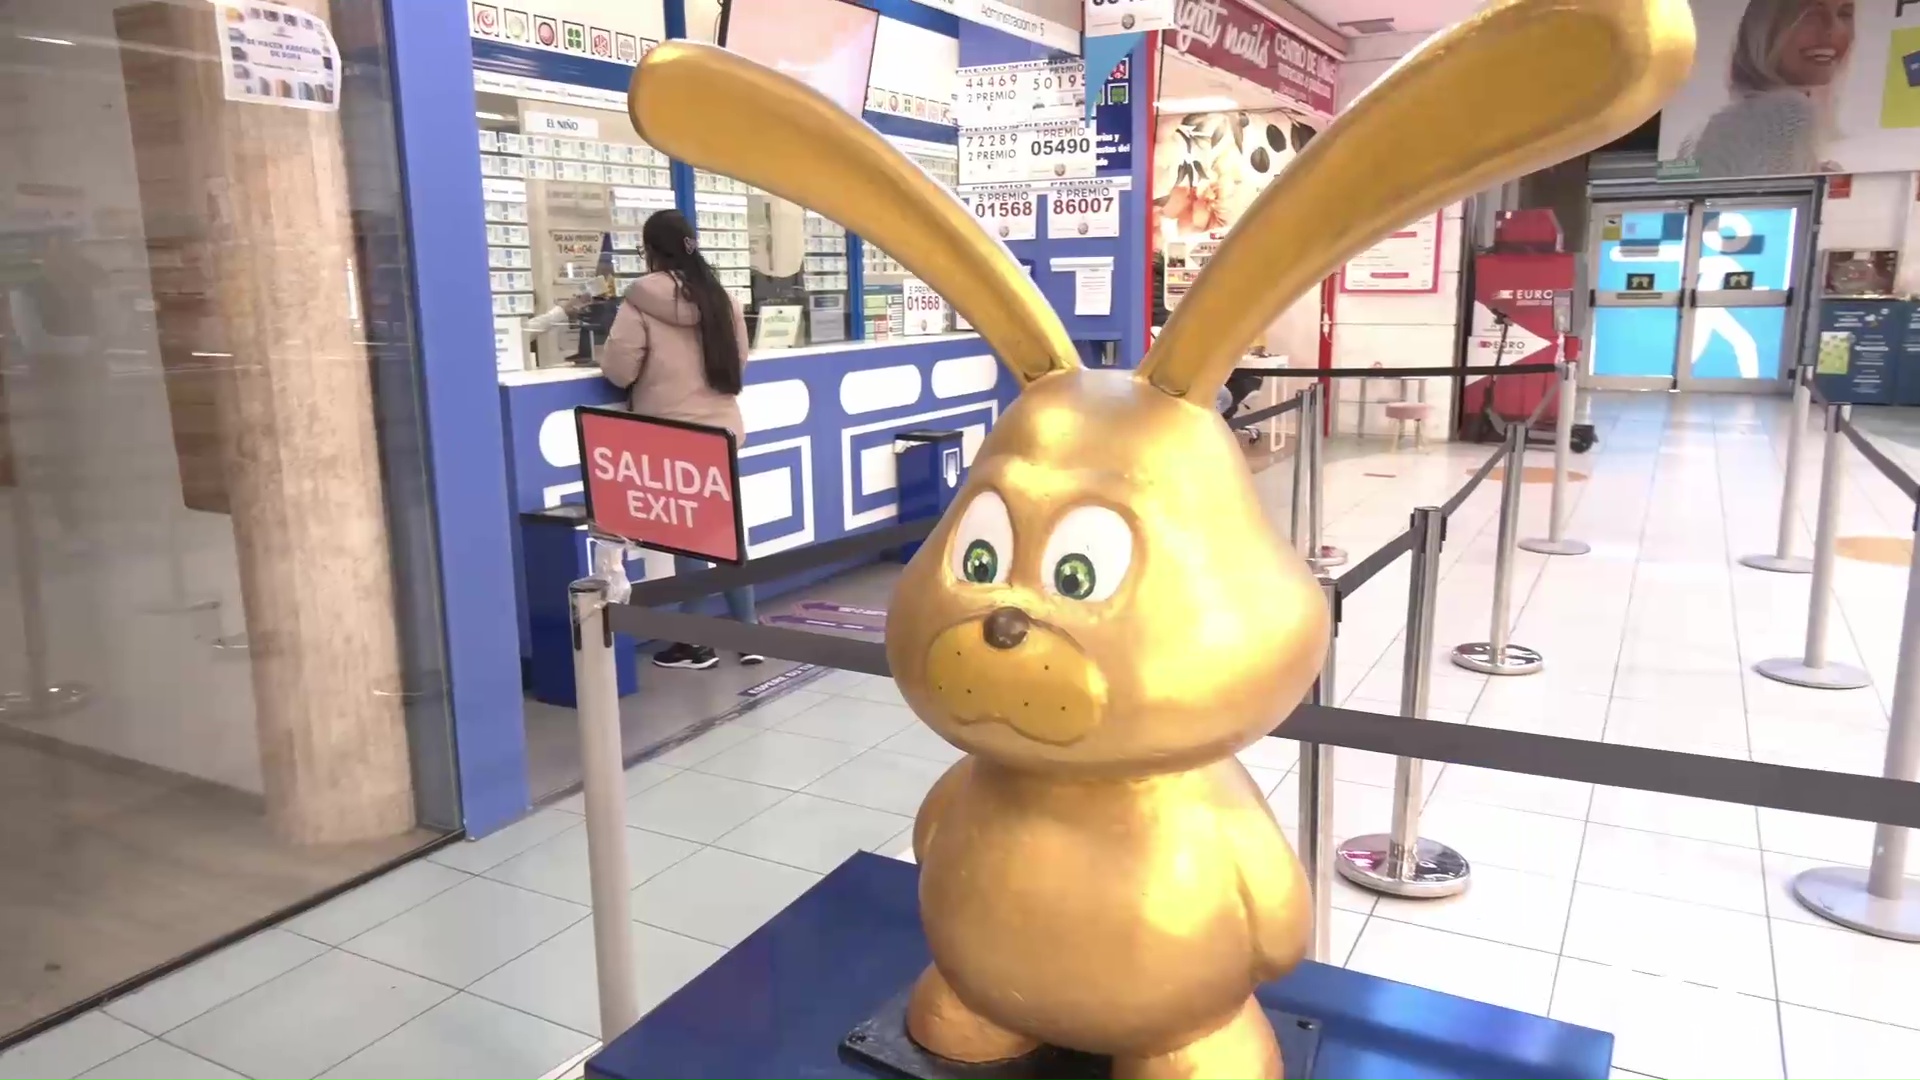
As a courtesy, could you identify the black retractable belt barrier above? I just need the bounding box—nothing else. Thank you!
[1228,392,1306,431]
[621,517,936,610]
[1238,362,1559,380]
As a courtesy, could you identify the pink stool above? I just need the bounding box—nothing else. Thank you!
[1384,380,1434,450]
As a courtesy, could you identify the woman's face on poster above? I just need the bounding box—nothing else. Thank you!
[1775,0,1854,88]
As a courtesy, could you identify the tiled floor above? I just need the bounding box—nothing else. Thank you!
[7,392,1920,1079]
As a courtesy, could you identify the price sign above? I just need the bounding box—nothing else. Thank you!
[1046,184,1120,239]
[959,128,1025,186]
[1019,123,1096,182]
[902,279,949,336]
[963,186,1038,241]
[956,59,1085,127]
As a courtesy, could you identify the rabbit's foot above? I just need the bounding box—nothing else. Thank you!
[904,965,1037,1064]
[1111,996,1280,1080]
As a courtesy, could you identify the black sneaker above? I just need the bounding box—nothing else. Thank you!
[652,644,718,670]
[739,652,766,666]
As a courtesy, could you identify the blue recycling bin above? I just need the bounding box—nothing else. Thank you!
[893,429,965,563]
[522,505,641,708]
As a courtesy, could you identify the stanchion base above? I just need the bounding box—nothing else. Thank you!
[0,684,90,717]
[1309,546,1348,570]
[1518,537,1591,556]
[1739,553,1813,574]
[140,598,221,617]
[1791,866,1920,942]
[1335,835,1470,898]
[1450,642,1544,676]
[1753,656,1870,690]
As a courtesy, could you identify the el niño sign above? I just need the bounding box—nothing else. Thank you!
[576,407,746,565]
[1169,0,1338,118]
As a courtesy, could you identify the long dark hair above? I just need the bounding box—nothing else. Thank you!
[642,209,743,395]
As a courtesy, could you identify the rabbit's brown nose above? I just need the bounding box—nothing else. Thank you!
[982,607,1030,650]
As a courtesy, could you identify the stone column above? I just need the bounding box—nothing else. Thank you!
[116,0,414,844]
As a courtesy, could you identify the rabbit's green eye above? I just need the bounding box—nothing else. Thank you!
[1052,554,1095,599]
[1041,506,1133,603]
[963,541,999,584]
[949,490,1012,585]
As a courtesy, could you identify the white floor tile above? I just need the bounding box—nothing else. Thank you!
[320,993,593,1079]
[1430,763,1592,820]
[483,822,700,907]
[0,1012,148,1080]
[78,1040,242,1080]
[1560,883,1776,996]
[732,687,833,728]
[1415,797,1589,878]
[875,723,965,764]
[715,792,913,873]
[775,696,918,748]
[104,929,328,1035]
[1344,918,1557,1015]
[630,847,821,948]
[341,877,587,988]
[549,761,680,813]
[1371,862,1574,953]
[285,860,473,946]
[689,729,866,790]
[1778,1003,1920,1080]
[429,809,578,874]
[469,918,723,1038]
[802,749,951,817]
[1549,958,1783,1080]
[1586,787,1760,848]
[647,723,760,769]
[1577,823,1767,914]
[623,770,790,842]
[1771,917,1920,1030]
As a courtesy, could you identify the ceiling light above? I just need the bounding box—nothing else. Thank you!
[1336,18,1397,34]
[475,111,512,121]
[1155,95,1241,113]
[20,34,76,46]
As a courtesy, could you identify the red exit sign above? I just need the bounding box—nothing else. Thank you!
[576,407,745,565]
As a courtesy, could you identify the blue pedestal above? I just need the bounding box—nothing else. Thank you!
[894,430,965,564]
[588,853,1613,1080]
[522,507,640,708]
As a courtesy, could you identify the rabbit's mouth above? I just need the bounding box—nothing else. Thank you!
[921,615,1108,746]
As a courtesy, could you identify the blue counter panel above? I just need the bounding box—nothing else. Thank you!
[588,852,1614,1080]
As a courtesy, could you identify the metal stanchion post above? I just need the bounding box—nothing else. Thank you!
[1519,361,1590,557]
[1452,424,1544,676]
[1335,507,1470,898]
[1755,404,1871,690]
[1298,575,1339,963]
[1741,367,1815,574]
[1791,515,1920,940]
[1289,390,1306,554]
[0,473,87,716]
[1309,383,1348,571]
[570,578,640,1040]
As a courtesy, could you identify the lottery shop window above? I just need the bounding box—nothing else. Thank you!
[693,169,851,351]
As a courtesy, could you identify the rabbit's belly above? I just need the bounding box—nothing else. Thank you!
[920,810,1255,1052]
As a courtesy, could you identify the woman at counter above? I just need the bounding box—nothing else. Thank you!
[600,209,762,671]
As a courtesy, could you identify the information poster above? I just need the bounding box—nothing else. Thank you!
[1812,301,1901,405]
[962,187,1039,241]
[218,2,341,111]
[960,123,1097,186]
[956,59,1086,128]
[1046,183,1121,238]
[1340,213,1442,293]
[902,279,949,336]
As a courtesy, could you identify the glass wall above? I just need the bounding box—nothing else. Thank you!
[0,0,456,1041]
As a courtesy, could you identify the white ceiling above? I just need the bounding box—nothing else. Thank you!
[1159,50,1296,112]
[1285,0,1485,36]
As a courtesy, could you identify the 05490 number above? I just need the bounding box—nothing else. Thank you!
[1028,136,1092,157]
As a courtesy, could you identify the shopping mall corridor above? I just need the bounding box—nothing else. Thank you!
[2,391,1917,1080]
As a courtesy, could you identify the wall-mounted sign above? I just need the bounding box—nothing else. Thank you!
[1339,212,1442,294]
[1046,183,1121,238]
[962,187,1039,242]
[959,122,1097,186]
[217,2,341,112]
[1723,271,1754,291]
[576,407,745,564]
[955,59,1085,128]
[902,279,950,336]
[1086,0,1175,36]
[1625,272,1657,292]
[1165,0,1338,118]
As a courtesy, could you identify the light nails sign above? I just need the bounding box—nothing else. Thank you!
[1168,0,1338,119]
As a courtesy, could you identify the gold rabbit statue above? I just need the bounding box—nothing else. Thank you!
[629,3,1691,1075]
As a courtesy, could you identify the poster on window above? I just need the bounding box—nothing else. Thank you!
[1339,213,1442,294]
[1657,0,1920,179]
[218,2,340,111]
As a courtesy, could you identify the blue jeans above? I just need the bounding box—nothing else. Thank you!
[673,555,757,625]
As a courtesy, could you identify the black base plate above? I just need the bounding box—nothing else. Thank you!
[839,991,1322,1080]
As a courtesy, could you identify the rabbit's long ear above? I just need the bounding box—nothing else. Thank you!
[630,42,1077,385]
[1136,0,1693,401]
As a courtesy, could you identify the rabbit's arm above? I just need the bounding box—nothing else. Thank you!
[1233,823,1310,980]
[912,757,974,864]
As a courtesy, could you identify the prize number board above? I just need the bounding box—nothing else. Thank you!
[962,187,1038,242]
[956,58,1086,128]
[1046,185,1120,239]
[902,279,949,336]
[960,124,1096,187]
